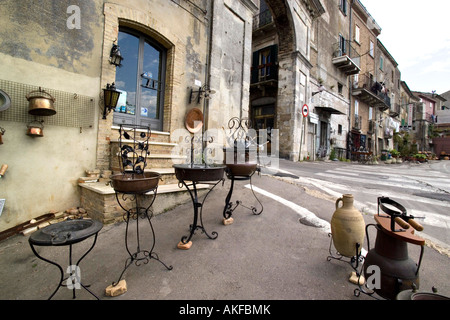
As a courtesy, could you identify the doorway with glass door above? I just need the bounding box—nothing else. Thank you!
[113,28,166,132]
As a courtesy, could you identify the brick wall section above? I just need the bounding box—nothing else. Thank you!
[80,187,123,224]
[433,137,450,156]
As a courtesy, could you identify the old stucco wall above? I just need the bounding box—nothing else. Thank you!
[207,0,257,132]
[0,0,104,232]
[0,0,259,232]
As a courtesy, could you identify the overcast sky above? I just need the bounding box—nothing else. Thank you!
[361,0,450,94]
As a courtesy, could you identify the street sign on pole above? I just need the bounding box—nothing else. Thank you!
[302,104,309,118]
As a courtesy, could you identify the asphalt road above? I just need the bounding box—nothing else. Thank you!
[266,159,450,257]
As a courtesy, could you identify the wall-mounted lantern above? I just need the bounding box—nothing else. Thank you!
[312,85,326,96]
[189,85,216,104]
[102,83,121,119]
[109,42,123,67]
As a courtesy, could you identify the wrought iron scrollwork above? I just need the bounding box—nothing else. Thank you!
[111,124,172,288]
[227,117,253,147]
[222,117,263,221]
[118,125,151,174]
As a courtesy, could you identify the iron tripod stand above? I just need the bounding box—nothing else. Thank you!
[178,178,223,246]
[29,234,101,300]
[112,188,172,287]
[223,168,263,221]
[327,233,365,273]
[28,219,103,300]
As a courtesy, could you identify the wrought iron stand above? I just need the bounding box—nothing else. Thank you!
[28,219,103,300]
[326,234,364,272]
[222,117,264,221]
[223,169,263,220]
[352,223,383,299]
[112,190,173,286]
[110,124,172,287]
[177,178,223,246]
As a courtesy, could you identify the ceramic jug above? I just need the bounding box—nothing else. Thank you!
[331,194,365,257]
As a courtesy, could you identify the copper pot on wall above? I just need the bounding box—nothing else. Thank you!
[0,127,4,144]
[26,120,44,137]
[26,88,56,116]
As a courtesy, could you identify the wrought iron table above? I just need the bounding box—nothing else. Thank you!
[28,218,103,300]
[110,173,173,286]
[222,163,263,221]
[109,124,173,289]
[173,164,225,249]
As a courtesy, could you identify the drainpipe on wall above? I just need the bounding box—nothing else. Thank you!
[347,0,354,160]
[202,0,214,151]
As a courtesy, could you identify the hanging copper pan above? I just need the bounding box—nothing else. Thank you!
[26,120,44,137]
[0,127,4,144]
[26,88,56,116]
[184,108,203,133]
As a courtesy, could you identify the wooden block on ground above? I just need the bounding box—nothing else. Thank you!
[177,241,192,250]
[223,217,234,225]
[348,271,365,286]
[105,279,127,297]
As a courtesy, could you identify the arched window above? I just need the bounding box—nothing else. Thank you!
[113,28,166,131]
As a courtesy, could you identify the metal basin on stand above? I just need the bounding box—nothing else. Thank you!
[225,163,257,177]
[173,164,225,182]
[30,219,103,246]
[110,172,160,194]
[223,147,257,177]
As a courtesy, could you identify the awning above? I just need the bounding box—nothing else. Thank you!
[314,106,346,115]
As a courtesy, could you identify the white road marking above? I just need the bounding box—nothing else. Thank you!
[264,166,450,256]
[244,184,331,234]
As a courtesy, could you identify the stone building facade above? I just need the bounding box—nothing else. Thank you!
[0,0,442,232]
[348,0,380,157]
[0,0,258,231]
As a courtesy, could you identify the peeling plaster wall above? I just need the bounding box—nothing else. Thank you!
[0,0,104,232]
[0,0,103,77]
[0,0,257,232]
[207,0,256,131]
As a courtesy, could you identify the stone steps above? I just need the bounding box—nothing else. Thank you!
[79,127,196,223]
[79,181,210,224]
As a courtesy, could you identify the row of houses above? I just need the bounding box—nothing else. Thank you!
[0,0,448,232]
[250,0,449,162]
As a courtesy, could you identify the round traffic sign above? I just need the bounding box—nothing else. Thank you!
[302,104,309,117]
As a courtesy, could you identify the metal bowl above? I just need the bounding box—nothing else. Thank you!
[173,164,225,182]
[412,292,450,300]
[225,163,257,177]
[29,219,103,246]
[110,172,160,194]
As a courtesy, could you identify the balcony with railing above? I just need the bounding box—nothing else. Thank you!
[353,115,362,131]
[389,103,400,118]
[352,73,391,110]
[332,40,361,76]
[253,9,274,31]
[368,120,376,134]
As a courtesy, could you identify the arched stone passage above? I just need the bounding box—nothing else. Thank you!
[261,0,299,160]
[254,0,323,160]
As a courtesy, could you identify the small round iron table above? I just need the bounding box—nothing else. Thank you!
[28,218,103,300]
[173,164,225,249]
[223,163,263,220]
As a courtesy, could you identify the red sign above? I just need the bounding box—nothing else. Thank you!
[302,104,309,117]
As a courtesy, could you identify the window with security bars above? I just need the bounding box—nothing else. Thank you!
[251,45,278,84]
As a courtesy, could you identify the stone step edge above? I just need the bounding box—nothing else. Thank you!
[112,153,185,159]
[78,181,210,196]
[110,139,177,147]
[111,126,170,137]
